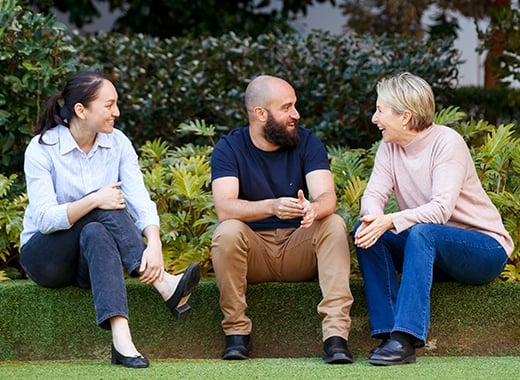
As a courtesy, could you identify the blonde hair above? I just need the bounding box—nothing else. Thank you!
[376,72,435,131]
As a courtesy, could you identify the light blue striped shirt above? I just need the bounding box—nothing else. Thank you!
[21,125,159,246]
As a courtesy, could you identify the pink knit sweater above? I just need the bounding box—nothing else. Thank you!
[360,124,514,256]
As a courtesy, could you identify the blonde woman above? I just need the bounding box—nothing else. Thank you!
[354,72,513,366]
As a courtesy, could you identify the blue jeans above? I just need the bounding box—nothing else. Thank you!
[20,208,146,329]
[353,223,508,345]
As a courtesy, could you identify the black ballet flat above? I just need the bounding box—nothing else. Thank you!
[111,344,149,368]
[164,262,201,320]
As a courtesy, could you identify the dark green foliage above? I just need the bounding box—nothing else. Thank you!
[1,1,461,180]
[28,0,332,38]
[0,0,77,178]
[427,10,461,41]
[69,30,460,150]
[449,86,520,129]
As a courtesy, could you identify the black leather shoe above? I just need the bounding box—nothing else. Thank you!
[369,338,390,355]
[368,338,416,366]
[222,334,252,360]
[322,336,354,364]
[111,344,149,368]
[165,262,201,320]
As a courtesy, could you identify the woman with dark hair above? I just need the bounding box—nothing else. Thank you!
[20,71,201,368]
[353,72,513,366]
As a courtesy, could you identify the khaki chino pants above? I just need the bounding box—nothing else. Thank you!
[211,213,353,342]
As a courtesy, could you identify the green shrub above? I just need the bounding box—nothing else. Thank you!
[437,109,520,277]
[0,173,26,278]
[138,112,519,281]
[68,30,460,151]
[449,87,520,129]
[0,0,77,179]
[1,1,517,282]
[1,113,518,281]
[2,2,461,184]
[138,121,218,276]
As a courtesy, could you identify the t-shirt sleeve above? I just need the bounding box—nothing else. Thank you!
[211,137,237,181]
[303,132,330,174]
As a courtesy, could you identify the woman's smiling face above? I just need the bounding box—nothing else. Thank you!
[82,80,120,134]
[371,97,416,145]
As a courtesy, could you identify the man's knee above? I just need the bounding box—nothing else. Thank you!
[211,219,250,261]
[212,219,250,244]
[320,213,346,227]
[317,214,348,239]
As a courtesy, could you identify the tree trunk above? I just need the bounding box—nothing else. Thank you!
[484,0,510,87]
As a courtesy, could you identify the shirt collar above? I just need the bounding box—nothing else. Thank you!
[96,131,112,149]
[58,125,112,155]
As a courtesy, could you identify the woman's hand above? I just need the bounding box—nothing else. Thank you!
[67,182,125,225]
[354,214,393,248]
[138,243,164,284]
[138,226,164,284]
[94,182,126,210]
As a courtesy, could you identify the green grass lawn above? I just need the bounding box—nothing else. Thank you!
[1,357,519,379]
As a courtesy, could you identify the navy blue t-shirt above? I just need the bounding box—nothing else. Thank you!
[211,126,330,230]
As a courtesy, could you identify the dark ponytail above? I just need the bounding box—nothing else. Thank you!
[35,71,108,143]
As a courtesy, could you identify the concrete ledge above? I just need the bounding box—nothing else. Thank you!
[0,279,519,360]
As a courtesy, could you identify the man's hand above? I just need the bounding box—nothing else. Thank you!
[273,193,305,220]
[298,189,316,228]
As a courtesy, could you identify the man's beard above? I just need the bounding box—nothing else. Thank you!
[264,111,299,148]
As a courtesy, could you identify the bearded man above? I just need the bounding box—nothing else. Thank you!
[210,75,354,364]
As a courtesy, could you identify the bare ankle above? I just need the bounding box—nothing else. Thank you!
[154,272,181,301]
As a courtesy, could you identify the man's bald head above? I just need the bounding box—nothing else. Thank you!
[244,75,292,116]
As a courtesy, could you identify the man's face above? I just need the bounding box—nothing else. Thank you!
[264,109,299,148]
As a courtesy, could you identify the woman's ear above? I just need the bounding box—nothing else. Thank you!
[402,110,412,125]
[73,103,87,120]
